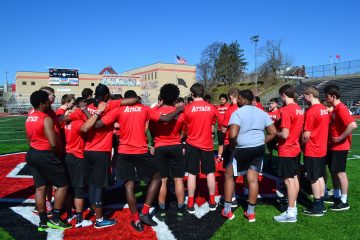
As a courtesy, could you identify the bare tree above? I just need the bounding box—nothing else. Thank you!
[197,61,211,90]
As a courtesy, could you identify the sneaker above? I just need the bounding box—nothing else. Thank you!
[244,212,256,222]
[47,219,72,230]
[302,207,324,217]
[131,220,144,232]
[221,209,235,220]
[209,202,218,211]
[94,219,117,229]
[38,222,49,232]
[67,214,76,223]
[75,219,93,228]
[330,201,350,211]
[155,208,167,221]
[323,205,327,213]
[32,208,38,214]
[273,211,297,223]
[324,196,340,205]
[176,206,186,219]
[186,205,195,214]
[139,213,158,226]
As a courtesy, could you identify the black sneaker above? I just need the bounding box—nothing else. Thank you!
[324,196,340,205]
[209,202,218,211]
[302,207,324,217]
[139,213,158,226]
[176,206,186,219]
[155,208,167,221]
[323,205,327,213]
[47,219,72,230]
[131,220,144,232]
[186,205,195,214]
[330,201,350,211]
[38,222,49,232]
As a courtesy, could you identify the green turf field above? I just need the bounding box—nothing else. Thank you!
[0,116,359,239]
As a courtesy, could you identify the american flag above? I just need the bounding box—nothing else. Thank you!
[176,55,188,64]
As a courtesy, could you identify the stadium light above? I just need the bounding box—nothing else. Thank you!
[251,35,260,94]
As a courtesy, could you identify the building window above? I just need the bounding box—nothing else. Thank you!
[31,81,35,86]
[155,72,157,79]
[145,74,147,81]
[91,83,95,86]
[151,72,153,80]
[22,81,27,85]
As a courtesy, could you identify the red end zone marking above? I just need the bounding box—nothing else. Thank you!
[0,153,35,200]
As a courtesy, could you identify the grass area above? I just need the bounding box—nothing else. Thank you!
[0,116,28,154]
[212,123,360,240]
[0,228,14,240]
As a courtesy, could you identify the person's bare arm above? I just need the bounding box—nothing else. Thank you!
[277,128,290,139]
[80,102,107,132]
[120,98,138,106]
[158,106,183,122]
[332,121,357,143]
[228,124,240,149]
[265,124,277,144]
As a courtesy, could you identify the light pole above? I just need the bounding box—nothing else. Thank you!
[251,35,259,94]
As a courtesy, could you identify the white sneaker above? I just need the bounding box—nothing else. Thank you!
[75,219,93,228]
[274,211,297,223]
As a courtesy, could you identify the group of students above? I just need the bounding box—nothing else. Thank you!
[25,82,356,233]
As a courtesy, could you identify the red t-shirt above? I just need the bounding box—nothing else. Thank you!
[268,109,281,130]
[278,103,304,157]
[304,104,329,157]
[84,99,122,152]
[217,103,230,130]
[149,106,185,148]
[328,102,355,151]
[184,100,218,151]
[222,103,239,145]
[256,102,265,111]
[65,120,86,158]
[26,111,52,150]
[102,103,150,154]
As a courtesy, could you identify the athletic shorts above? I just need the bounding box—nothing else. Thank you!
[267,139,278,152]
[217,130,225,146]
[117,152,159,181]
[278,155,300,179]
[233,145,265,175]
[304,156,326,182]
[326,150,348,173]
[84,151,111,187]
[155,145,184,178]
[65,153,85,188]
[26,148,69,188]
[185,143,215,175]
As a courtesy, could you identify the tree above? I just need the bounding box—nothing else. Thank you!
[197,42,223,89]
[215,41,247,84]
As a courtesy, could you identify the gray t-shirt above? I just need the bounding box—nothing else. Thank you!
[229,105,273,148]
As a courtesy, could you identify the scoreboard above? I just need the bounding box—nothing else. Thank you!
[49,68,79,85]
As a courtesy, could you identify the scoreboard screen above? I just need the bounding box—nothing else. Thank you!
[49,68,79,85]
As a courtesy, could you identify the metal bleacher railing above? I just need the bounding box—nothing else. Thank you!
[305,59,360,79]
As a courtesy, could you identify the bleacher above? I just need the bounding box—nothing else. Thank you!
[295,75,360,107]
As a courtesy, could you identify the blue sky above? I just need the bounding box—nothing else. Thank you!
[0,0,359,84]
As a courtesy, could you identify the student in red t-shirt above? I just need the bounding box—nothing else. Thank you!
[267,98,281,166]
[148,84,186,221]
[252,96,265,111]
[274,84,304,223]
[79,84,137,229]
[216,93,230,162]
[25,90,71,231]
[183,83,218,214]
[64,97,104,228]
[324,85,357,211]
[301,87,329,216]
[92,90,163,232]
[221,88,240,208]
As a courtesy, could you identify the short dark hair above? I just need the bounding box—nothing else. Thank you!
[219,93,228,101]
[39,86,55,93]
[177,97,184,103]
[61,94,75,105]
[81,88,93,99]
[111,94,123,100]
[95,84,110,100]
[255,96,261,102]
[204,94,211,100]
[160,83,180,105]
[270,98,279,104]
[324,84,341,99]
[74,97,84,107]
[279,84,295,98]
[190,83,204,98]
[187,97,194,103]
[124,90,137,98]
[30,90,49,108]
[239,89,254,102]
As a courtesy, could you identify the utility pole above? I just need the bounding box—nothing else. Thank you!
[251,35,259,94]
[4,70,8,92]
